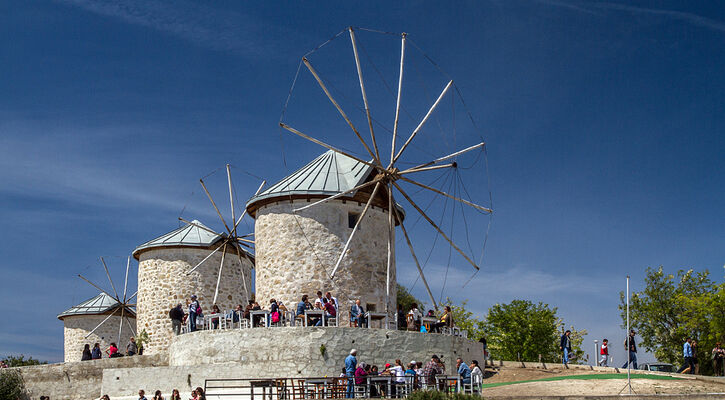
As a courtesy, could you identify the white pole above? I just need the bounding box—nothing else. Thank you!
[594,340,599,366]
[626,275,631,394]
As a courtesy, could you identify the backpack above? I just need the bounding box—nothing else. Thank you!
[271,311,280,323]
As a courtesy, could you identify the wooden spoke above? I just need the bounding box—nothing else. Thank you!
[386,185,394,313]
[178,217,223,237]
[280,123,382,171]
[349,27,381,162]
[393,80,453,164]
[407,142,485,171]
[389,188,438,311]
[226,164,237,238]
[187,242,224,274]
[124,315,136,337]
[234,180,266,231]
[398,176,493,214]
[78,274,117,301]
[392,181,479,270]
[302,57,377,162]
[200,179,232,234]
[123,256,130,303]
[237,238,255,244]
[84,308,119,339]
[233,242,252,300]
[213,242,227,305]
[118,303,125,344]
[330,181,383,278]
[391,33,406,165]
[293,178,382,212]
[398,163,456,175]
[100,257,120,300]
[126,291,138,301]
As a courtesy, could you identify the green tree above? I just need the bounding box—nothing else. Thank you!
[0,370,26,400]
[397,284,425,312]
[620,266,724,375]
[482,299,581,363]
[1,355,46,368]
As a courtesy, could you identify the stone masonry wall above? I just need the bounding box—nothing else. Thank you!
[254,199,396,321]
[136,247,253,355]
[63,314,136,363]
[14,354,167,400]
[100,328,482,398]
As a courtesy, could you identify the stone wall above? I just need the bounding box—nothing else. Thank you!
[254,200,396,320]
[62,314,136,362]
[13,354,167,400]
[136,247,253,355]
[100,328,482,398]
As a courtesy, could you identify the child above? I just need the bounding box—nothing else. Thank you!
[600,339,609,366]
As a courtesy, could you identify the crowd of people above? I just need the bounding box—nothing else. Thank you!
[168,292,459,334]
[342,350,483,398]
[96,387,203,400]
[78,337,140,361]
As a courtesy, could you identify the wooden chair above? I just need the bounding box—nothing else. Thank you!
[275,378,290,400]
[291,379,306,400]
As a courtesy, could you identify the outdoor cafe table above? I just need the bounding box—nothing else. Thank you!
[421,317,437,332]
[304,310,325,327]
[365,312,387,328]
[250,379,276,400]
[368,376,392,397]
[205,313,225,330]
[435,376,461,393]
[305,377,333,398]
[249,310,270,327]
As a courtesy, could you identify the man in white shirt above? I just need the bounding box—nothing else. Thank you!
[314,291,324,309]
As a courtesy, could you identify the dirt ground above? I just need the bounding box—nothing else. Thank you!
[481,366,725,396]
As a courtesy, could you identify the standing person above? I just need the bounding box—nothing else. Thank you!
[81,344,92,361]
[408,303,422,331]
[622,330,638,369]
[711,342,725,376]
[691,340,700,374]
[350,299,364,327]
[138,390,148,400]
[345,349,358,399]
[127,337,138,356]
[91,343,102,360]
[269,299,280,325]
[560,330,572,366]
[456,358,471,384]
[169,303,185,335]
[188,295,200,332]
[677,337,694,374]
[599,339,609,366]
[397,305,406,330]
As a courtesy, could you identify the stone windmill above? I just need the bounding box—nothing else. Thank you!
[252,27,493,317]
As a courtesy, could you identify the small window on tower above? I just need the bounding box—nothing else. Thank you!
[348,212,360,229]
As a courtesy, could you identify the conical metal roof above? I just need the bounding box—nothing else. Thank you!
[246,150,373,210]
[57,292,136,320]
[132,220,223,258]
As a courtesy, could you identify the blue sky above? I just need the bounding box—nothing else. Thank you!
[1,1,724,364]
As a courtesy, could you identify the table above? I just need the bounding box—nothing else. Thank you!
[368,376,392,397]
[304,310,325,327]
[435,376,461,393]
[421,317,437,332]
[250,379,276,400]
[249,310,270,327]
[205,313,226,330]
[305,377,333,398]
[365,312,387,329]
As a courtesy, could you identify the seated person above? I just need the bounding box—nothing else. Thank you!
[316,297,336,326]
[431,306,453,333]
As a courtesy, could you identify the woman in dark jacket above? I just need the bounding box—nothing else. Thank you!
[91,343,102,359]
[81,344,92,361]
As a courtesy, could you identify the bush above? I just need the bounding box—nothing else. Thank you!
[0,370,26,400]
[407,390,481,400]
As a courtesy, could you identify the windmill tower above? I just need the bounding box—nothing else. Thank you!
[133,220,253,354]
[58,292,136,362]
[246,150,401,318]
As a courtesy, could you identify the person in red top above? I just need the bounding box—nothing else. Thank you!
[599,339,609,366]
[108,342,121,358]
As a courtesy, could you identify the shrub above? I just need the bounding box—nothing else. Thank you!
[407,390,481,400]
[0,370,26,400]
